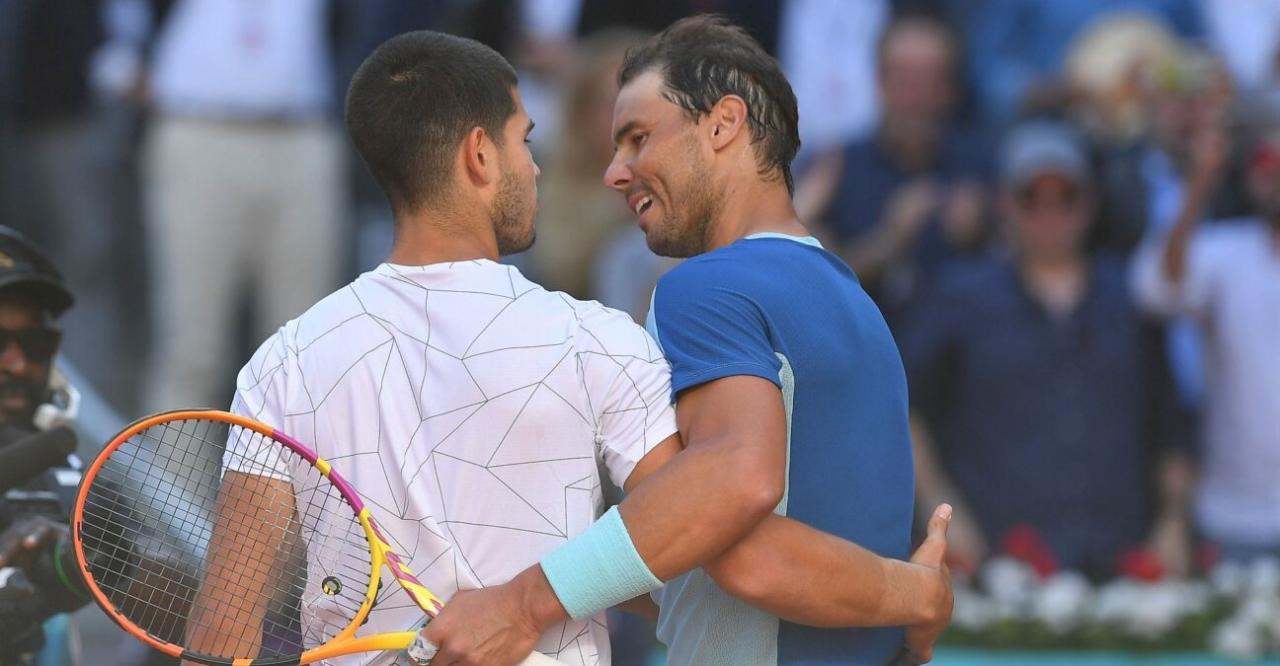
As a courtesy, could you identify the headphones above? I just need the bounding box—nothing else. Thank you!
[33,366,80,432]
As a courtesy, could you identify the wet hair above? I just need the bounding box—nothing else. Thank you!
[619,15,801,194]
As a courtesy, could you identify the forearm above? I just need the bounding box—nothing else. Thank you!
[617,434,781,580]
[1156,452,1194,521]
[705,516,939,628]
[530,378,787,628]
[184,473,294,660]
[1161,176,1212,284]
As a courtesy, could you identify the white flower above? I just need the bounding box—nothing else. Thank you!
[952,586,999,632]
[1125,583,1188,639]
[1212,561,1249,598]
[1248,557,1280,596]
[1212,618,1265,661]
[1093,579,1143,624]
[1032,571,1093,634]
[982,557,1038,611]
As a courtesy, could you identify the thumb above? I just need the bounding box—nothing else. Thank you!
[911,504,952,568]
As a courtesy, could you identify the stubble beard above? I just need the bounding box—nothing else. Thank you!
[645,141,716,258]
[493,167,535,256]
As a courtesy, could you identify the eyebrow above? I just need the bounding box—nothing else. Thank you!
[612,120,641,148]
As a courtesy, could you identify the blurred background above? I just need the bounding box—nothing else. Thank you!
[3,0,1280,664]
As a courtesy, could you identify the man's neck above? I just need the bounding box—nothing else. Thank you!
[386,209,500,266]
[1018,252,1087,318]
[704,180,808,252]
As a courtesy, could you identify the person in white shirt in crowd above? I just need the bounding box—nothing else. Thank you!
[139,0,347,411]
[1131,127,1280,563]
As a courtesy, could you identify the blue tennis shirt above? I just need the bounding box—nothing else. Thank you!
[646,234,915,665]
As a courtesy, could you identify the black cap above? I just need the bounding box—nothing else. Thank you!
[0,227,73,316]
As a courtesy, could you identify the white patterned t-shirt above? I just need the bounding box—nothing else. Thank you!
[230,259,677,665]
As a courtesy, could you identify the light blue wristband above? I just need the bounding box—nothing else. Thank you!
[540,506,662,619]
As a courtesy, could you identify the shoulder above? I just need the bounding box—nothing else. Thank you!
[572,298,662,358]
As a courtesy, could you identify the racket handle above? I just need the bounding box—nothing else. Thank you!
[404,631,568,666]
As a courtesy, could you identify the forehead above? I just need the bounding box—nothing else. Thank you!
[612,70,683,131]
[0,298,43,328]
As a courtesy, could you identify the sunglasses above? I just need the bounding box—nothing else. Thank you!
[0,327,61,360]
[1015,185,1084,211]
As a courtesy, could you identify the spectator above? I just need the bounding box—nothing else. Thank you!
[777,0,887,160]
[1201,0,1280,100]
[0,227,87,666]
[953,0,1203,125]
[0,0,141,411]
[527,31,648,299]
[138,0,348,411]
[903,121,1192,579]
[804,12,992,324]
[1131,129,1280,563]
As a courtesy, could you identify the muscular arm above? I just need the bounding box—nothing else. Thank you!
[618,410,949,630]
[181,472,296,664]
[436,375,788,640]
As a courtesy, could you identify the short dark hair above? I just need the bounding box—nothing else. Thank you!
[345,31,518,212]
[619,15,801,194]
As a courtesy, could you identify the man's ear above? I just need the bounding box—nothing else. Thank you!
[461,126,497,186]
[708,95,748,151]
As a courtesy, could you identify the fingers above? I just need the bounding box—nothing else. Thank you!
[928,504,953,538]
[910,504,952,568]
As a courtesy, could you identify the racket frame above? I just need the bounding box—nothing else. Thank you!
[72,410,447,666]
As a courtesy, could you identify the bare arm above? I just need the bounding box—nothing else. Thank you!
[615,421,949,629]
[182,472,296,664]
[1147,451,1196,578]
[1162,121,1227,284]
[422,376,789,661]
[701,510,950,628]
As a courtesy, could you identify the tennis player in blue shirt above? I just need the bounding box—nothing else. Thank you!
[420,16,943,665]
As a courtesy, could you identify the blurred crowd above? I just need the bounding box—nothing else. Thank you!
[2,0,1280,660]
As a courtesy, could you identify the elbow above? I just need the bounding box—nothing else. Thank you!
[705,541,780,607]
[732,455,785,524]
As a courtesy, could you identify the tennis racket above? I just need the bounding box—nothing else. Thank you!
[71,409,564,665]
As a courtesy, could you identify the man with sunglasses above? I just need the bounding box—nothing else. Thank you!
[900,121,1193,580]
[0,226,89,665]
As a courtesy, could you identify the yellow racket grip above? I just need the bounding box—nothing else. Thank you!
[301,631,567,665]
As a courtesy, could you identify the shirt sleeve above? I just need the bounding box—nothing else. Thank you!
[1130,227,1227,320]
[578,305,678,490]
[224,329,293,481]
[648,265,782,396]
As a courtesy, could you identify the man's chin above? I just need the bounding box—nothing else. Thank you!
[645,231,697,259]
[0,405,34,429]
[497,231,536,257]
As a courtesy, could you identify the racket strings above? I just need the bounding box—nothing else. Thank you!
[80,418,376,661]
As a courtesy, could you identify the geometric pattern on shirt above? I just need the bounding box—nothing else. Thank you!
[231,261,674,666]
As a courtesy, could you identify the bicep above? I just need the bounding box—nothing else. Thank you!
[677,376,788,491]
[623,433,683,494]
